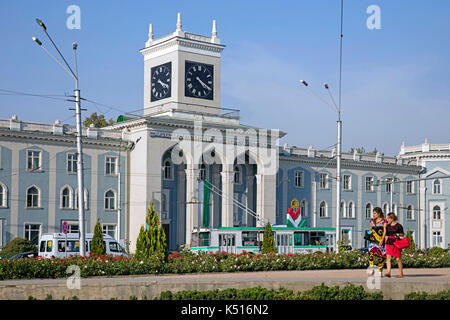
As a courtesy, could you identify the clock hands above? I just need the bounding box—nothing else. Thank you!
[157,79,169,89]
[196,76,211,91]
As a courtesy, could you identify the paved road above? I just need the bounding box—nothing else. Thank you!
[1,268,449,300]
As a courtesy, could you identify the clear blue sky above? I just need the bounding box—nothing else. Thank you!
[0,0,449,156]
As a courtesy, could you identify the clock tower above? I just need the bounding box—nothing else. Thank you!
[141,13,225,116]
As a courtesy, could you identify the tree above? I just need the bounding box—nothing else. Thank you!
[262,221,276,254]
[348,147,378,155]
[83,112,115,128]
[0,238,37,258]
[404,229,416,253]
[135,200,168,261]
[90,219,106,256]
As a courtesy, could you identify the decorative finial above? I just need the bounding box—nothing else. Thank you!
[211,19,220,44]
[145,23,154,47]
[176,12,182,31]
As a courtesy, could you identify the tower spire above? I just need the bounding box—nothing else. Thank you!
[176,12,182,31]
[211,19,220,44]
[145,23,154,47]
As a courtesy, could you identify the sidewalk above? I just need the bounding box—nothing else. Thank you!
[1,268,449,300]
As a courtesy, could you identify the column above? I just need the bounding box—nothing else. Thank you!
[246,174,254,227]
[185,163,199,246]
[221,163,234,227]
[256,172,277,227]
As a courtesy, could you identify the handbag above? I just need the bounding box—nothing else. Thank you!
[394,237,410,249]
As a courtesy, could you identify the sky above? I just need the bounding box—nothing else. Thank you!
[0,0,449,156]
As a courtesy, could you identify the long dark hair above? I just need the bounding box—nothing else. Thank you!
[373,207,384,219]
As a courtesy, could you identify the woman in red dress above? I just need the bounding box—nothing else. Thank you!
[385,212,405,278]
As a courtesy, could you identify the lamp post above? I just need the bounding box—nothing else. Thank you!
[300,80,342,251]
[33,19,86,256]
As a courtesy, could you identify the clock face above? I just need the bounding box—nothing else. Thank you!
[185,61,214,100]
[151,62,171,102]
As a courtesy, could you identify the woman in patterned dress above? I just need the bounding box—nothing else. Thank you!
[367,207,387,276]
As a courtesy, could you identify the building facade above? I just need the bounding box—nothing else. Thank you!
[1,14,443,253]
[399,140,450,249]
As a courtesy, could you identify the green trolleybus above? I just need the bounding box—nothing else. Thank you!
[190,225,336,254]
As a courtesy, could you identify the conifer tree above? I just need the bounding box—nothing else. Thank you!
[262,221,276,254]
[135,200,168,261]
[91,219,106,256]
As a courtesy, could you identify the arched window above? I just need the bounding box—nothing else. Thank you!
[383,203,389,215]
[407,205,414,220]
[392,203,397,214]
[365,203,373,219]
[26,186,40,208]
[300,199,307,217]
[348,201,355,218]
[433,180,441,194]
[161,192,167,214]
[340,200,346,218]
[0,183,7,207]
[319,201,327,218]
[163,159,172,180]
[104,189,116,210]
[234,165,241,184]
[433,205,441,220]
[61,186,72,209]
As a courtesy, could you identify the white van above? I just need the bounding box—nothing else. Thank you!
[38,233,130,258]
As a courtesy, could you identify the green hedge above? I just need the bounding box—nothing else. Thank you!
[404,290,450,300]
[157,284,383,300]
[0,250,449,280]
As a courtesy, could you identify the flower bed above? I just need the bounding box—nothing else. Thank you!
[0,250,449,280]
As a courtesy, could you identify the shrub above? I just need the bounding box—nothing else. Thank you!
[405,290,450,300]
[262,222,276,254]
[404,229,416,253]
[430,246,446,257]
[157,284,383,300]
[90,219,106,257]
[0,237,37,258]
[135,200,168,262]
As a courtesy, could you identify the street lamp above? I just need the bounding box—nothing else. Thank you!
[300,80,342,252]
[32,18,87,256]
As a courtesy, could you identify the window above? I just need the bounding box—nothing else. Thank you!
[26,186,40,208]
[104,190,116,210]
[109,242,120,253]
[234,165,241,184]
[365,203,373,219]
[294,171,304,188]
[365,176,374,192]
[340,201,346,218]
[27,150,41,171]
[67,153,77,173]
[163,159,172,180]
[343,175,352,190]
[0,183,7,207]
[406,181,414,194]
[60,186,72,209]
[385,178,393,193]
[433,205,441,220]
[24,224,40,245]
[300,199,307,217]
[392,203,397,214]
[68,223,79,233]
[433,180,441,195]
[432,231,442,247]
[348,201,355,218]
[105,157,117,175]
[103,224,117,239]
[200,163,206,181]
[74,188,89,210]
[319,173,328,189]
[383,203,389,215]
[161,191,169,219]
[319,201,327,218]
[406,205,414,220]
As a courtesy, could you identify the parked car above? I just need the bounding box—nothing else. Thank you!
[38,233,130,258]
[8,252,39,260]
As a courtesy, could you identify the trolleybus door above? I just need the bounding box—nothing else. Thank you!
[219,233,236,254]
[276,232,293,254]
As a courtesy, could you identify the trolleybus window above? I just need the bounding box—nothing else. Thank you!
[293,232,310,246]
[310,232,327,245]
[242,231,258,246]
[191,232,210,247]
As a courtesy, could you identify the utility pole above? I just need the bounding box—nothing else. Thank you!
[33,19,86,256]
